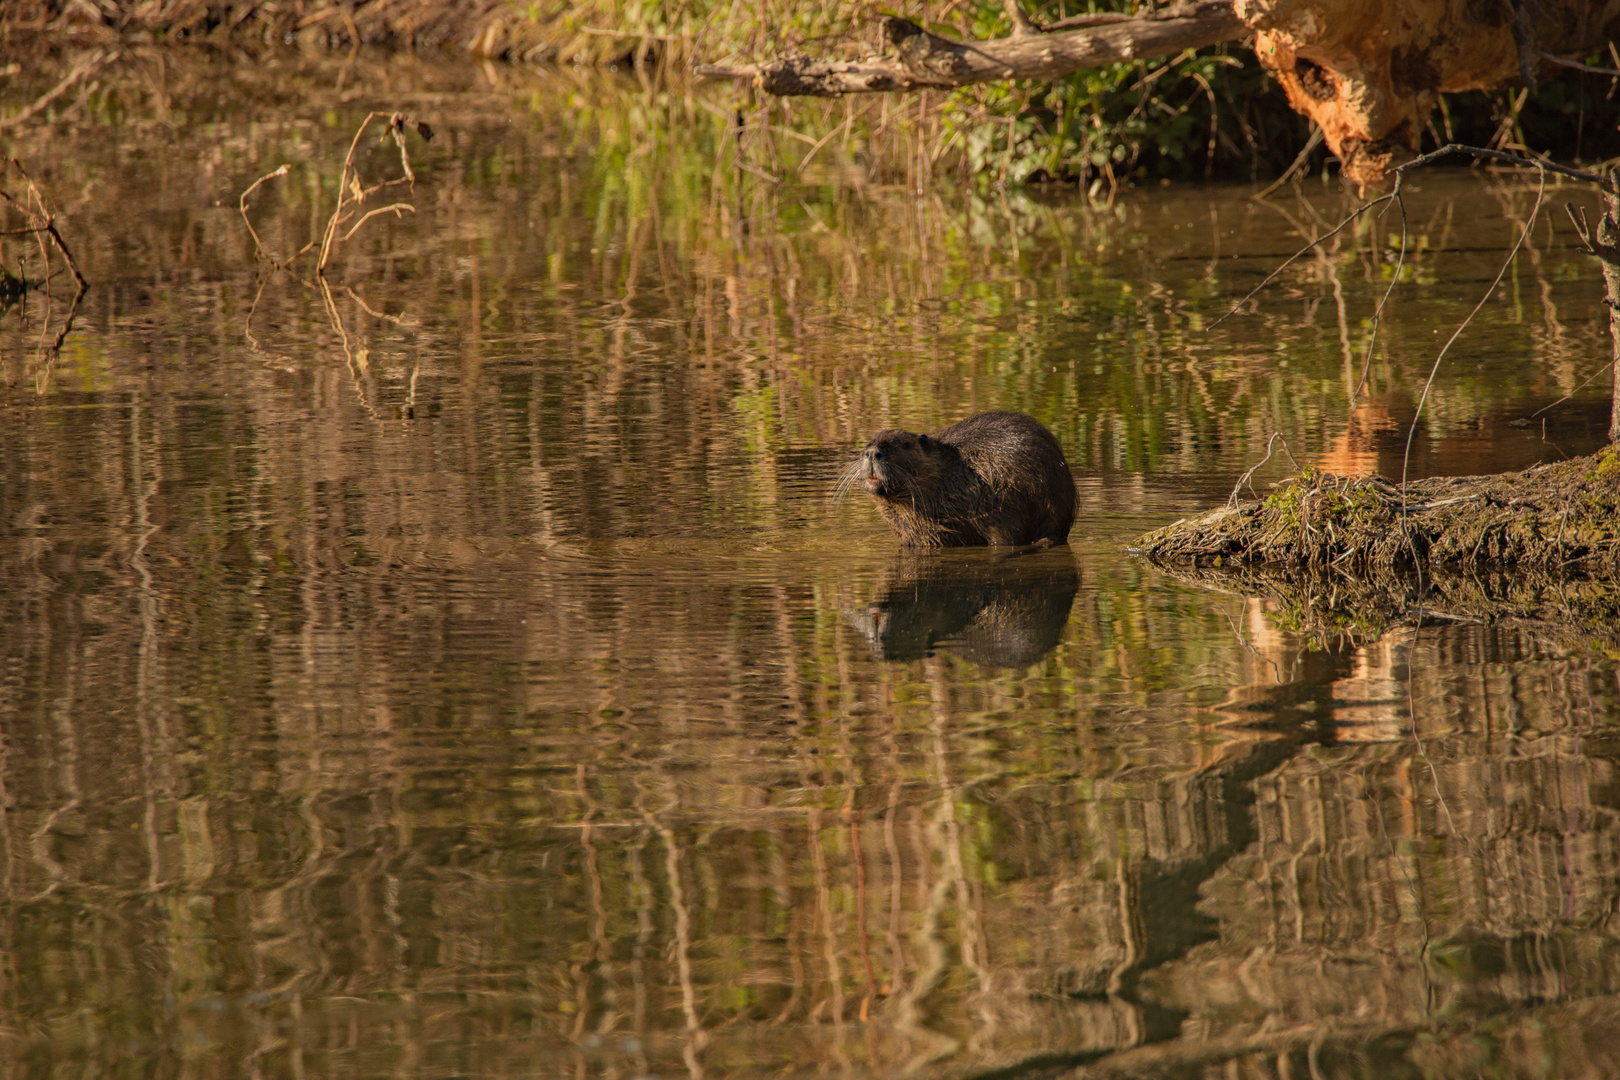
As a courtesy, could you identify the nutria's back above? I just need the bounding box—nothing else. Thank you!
[842,411,1076,547]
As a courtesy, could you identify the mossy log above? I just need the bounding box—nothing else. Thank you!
[1134,447,1620,575]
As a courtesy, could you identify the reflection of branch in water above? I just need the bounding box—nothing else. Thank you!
[626,830,655,1077]
[242,272,275,358]
[1222,600,1283,686]
[1401,165,1546,499]
[644,792,709,1080]
[2,158,90,391]
[235,114,426,412]
[0,51,109,132]
[574,764,617,1044]
[927,657,1000,1060]
[318,275,382,423]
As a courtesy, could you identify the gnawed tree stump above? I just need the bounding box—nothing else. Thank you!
[1243,0,1620,188]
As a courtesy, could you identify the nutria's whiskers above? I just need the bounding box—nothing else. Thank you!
[833,458,866,499]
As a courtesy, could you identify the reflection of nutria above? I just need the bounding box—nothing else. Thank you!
[838,411,1076,546]
[848,548,1080,667]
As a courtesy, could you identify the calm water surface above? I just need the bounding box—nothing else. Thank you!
[2,52,1619,1078]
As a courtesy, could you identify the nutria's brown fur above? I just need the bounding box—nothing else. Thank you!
[839,411,1077,547]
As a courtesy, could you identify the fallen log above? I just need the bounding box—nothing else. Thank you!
[694,2,1245,98]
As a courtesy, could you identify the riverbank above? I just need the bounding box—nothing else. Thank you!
[1133,449,1620,642]
[5,0,614,62]
[1135,447,1620,575]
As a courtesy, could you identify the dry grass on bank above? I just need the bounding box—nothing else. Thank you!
[1,0,874,65]
[6,0,570,59]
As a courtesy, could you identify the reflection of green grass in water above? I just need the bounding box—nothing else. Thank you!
[6,58,1609,539]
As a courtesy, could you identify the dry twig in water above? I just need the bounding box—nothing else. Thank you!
[237,110,431,354]
[238,111,431,275]
[316,111,427,275]
[1,158,89,385]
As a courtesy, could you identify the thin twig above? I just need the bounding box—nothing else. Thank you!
[315,112,421,275]
[1349,193,1407,412]
[1405,142,1613,192]
[1,162,88,293]
[1252,124,1324,201]
[340,202,414,241]
[1400,165,1546,505]
[1210,196,1391,328]
[317,115,375,272]
[239,164,291,266]
[1227,432,1300,509]
[1216,144,1613,329]
[1538,51,1620,79]
[1530,361,1617,417]
[1,160,90,391]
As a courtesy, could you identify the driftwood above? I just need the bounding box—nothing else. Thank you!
[694,2,1244,97]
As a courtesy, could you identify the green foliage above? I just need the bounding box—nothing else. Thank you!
[534,0,1309,186]
[938,0,1309,188]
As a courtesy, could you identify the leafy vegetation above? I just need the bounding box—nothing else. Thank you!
[12,0,1620,188]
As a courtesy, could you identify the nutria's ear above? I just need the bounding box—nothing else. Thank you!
[918,434,932,451]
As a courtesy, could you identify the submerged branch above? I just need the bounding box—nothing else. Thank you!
[694,3,1245,97]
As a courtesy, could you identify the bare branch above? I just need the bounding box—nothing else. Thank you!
[1000,0,1039,37]
[340,203,415,241]
[1401,165,1547,493]
[1538,50,1620,79]
[239,164,291,266]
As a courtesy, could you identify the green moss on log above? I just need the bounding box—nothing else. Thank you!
[1134,450,1620,575]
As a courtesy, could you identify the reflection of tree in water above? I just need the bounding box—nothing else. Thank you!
[9,524,1618,1078]
[847,548,1079,668]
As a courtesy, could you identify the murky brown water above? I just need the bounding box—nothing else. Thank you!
[3,51,1619,1079]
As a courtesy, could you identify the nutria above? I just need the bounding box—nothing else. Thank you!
[839,411,1076,547]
